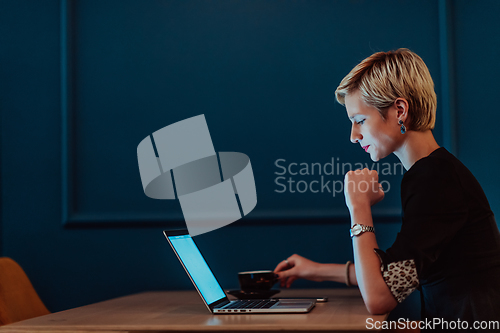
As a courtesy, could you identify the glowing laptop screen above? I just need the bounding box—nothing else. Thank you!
[168,234,226,305]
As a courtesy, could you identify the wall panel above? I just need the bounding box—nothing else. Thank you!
[61,0,441,227]
[454,0,500,218]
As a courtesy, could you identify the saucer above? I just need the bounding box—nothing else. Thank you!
[226,289,280,300]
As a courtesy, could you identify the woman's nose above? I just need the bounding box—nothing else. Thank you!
[350,125,362,143]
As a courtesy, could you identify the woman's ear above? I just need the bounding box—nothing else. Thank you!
[394,98,409,122]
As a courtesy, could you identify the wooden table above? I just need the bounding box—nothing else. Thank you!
[0,288,388,332]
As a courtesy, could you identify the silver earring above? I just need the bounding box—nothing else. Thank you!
[398,120,406,134]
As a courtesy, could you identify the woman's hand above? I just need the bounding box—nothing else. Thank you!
[344,168,384,210]
[273,254,322,288]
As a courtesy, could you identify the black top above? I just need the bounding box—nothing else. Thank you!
[376,147,500,323]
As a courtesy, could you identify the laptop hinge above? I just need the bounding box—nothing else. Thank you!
[211,298,230,309]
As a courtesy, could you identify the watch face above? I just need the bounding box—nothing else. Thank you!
[352,225,362,235]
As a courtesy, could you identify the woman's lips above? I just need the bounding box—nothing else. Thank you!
[362,145,370,153]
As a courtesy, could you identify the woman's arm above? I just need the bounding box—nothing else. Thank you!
[345,168,397,315]
[274,255,357,287]
[349,202,397,314]
[275,168,399,314]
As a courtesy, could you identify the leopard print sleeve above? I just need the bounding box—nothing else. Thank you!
[374,249,419,303]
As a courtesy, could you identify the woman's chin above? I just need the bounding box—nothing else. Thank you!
[369,150,388,162]
[369,153,380,162]
[371,151,392,162]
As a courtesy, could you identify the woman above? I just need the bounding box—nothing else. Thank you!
[274,49,500,322]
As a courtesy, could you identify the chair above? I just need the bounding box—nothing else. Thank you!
[0,257,50,326]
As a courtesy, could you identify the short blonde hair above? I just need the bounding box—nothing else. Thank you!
[335,48,436,131]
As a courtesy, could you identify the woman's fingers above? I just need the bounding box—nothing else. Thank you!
[286,276,298,288]
[274,254,311,287]
[276,265,296,280]
[344,168,385,208]
[273,259,292,274]
[281,275,296,288]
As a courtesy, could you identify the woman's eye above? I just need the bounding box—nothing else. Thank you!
[357,120,365,125]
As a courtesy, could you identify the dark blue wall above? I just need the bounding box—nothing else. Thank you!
[1,0,499,321]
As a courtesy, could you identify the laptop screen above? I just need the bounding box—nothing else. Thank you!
[168,234,226,305]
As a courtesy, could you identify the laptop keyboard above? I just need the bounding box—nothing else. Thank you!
[222,299,278,309]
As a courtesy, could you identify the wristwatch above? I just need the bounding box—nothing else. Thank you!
[350,224,375,238]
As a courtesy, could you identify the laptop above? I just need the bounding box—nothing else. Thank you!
[164,229,316,314]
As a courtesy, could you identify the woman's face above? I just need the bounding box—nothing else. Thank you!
[344,90,402,162]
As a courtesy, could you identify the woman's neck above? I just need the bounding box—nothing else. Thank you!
[394,130,440,170]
